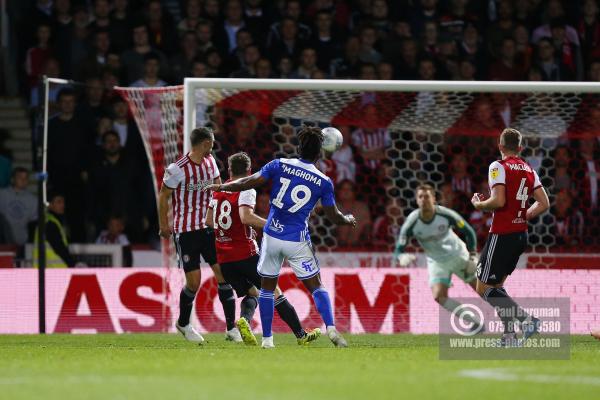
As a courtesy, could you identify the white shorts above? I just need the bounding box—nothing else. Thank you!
[257,234,320,280]
[427,250,476,287]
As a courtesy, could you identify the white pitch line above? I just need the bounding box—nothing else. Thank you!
[459,368,600,386]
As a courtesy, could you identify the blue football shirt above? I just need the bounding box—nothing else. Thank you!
[259,158,335,242]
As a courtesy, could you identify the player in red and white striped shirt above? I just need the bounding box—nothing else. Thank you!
[158,127,240,344]
[471,128,550,346]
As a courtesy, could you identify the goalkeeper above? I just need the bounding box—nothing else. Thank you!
[394,184,483,332]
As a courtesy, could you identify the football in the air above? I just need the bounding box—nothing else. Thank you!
[321,127,343,153]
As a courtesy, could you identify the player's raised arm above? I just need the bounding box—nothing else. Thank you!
[472,161,506,211]
[158,162,184,238]
[205,171,267,193]
[239,206,267,230]
[393,211,417,266]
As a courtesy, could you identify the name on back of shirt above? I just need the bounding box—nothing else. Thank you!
[282,164,322,186]
[507,163,532,172]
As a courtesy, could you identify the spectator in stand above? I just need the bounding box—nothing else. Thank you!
[254,58,274,78]
[88,130,147,240]
[532,0,580,46]
[458,23,486,75]
[377,62,394,80]
[230,44,260,77]
[25,23,52,89]
[359,63,378,80]
[514,24,533,73]
[202,0,221,23]
[372,196,404,249]
[381,20,413,65]
[396,38,420,79]
[89,0,111,30]
[352,104,391,172]
[227,29,255,74]
[111,97,145,162]
[435,33,459,79]
[291,47,319,79]
[550,145,576,195]
[447,152,473,195]
[78,76,109,125]
[95,214,126,243]
[486,0,515,59]
[30,58,63,110]
[306,0,350,32]
[489,37,526,81]
[422,21,439,57]
[33,192,77,268]
[310,10,342,72]
[331,125,356,183]
[244,0,269,44]
[458,58,476,80]
[550,18,584,81]
[77,28,112,81]
[47,88,91,242]
[575,135,600,217]
[552,189,584,248]
[96,215,132,266]
[535,37,565,81]
[0,168,37,246]
[410,0,440,37]
[214,0,246,55]
[418,57,437,80]
[196,20,215,54]
[190,58,209,78]
[170,31,199,84]
[63,6,91,79]
[268,17,305,64]
[277,56,294,78]
[268,0,312,47]
[120,22,166,84]
[330,36,361,78]
[579,0,600,65]
[131,52,168,87]
[109,0,133,53]
[205,48,225,76]
[178,0,203,35]
[358,25,382,64]
[335,179,372,248]
[144,0,177,57]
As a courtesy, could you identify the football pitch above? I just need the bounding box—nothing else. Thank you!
[1,334,599,400]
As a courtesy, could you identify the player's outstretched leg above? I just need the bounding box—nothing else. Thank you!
[175,284,205,344]
[274,294,321,345]
[237,295,258,346]
[302,275,347,348]
[259,288,275,348]
[434,283,484,334]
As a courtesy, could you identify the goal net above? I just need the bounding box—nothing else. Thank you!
[118,79,600,268]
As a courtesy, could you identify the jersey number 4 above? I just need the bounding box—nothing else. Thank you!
[272,177,312,213]
[516,178,529,208]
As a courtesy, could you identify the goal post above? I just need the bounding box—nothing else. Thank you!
[119,79,600,261]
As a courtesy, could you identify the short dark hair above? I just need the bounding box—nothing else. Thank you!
[144,51,160,63]
[190,127,214,146]
[228,152,251,176]
[500,128,522,152]
[102,130,120,142]
[57,87,76,101]
[297,125,323,161]
[416,183,436,197]
[11,167,29,178]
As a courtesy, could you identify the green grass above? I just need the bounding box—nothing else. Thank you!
[1,334,599,400]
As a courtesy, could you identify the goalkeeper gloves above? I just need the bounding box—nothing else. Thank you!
[397,253,416,267]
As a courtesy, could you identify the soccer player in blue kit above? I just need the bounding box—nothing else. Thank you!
[205,126,356,348]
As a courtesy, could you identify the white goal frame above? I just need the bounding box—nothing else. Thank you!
[182,78,600,152]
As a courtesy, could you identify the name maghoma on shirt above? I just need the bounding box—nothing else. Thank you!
[281,164,323,186]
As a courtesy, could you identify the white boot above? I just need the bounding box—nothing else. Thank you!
[176,322,205,344]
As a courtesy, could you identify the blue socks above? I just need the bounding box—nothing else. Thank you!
[312,287,334,327]
[259,289,275,338]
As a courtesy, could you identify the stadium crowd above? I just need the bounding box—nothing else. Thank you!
[1,0,600,256]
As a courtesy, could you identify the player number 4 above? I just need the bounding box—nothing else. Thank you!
[516,178,528,217]
[272,177,312,213]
